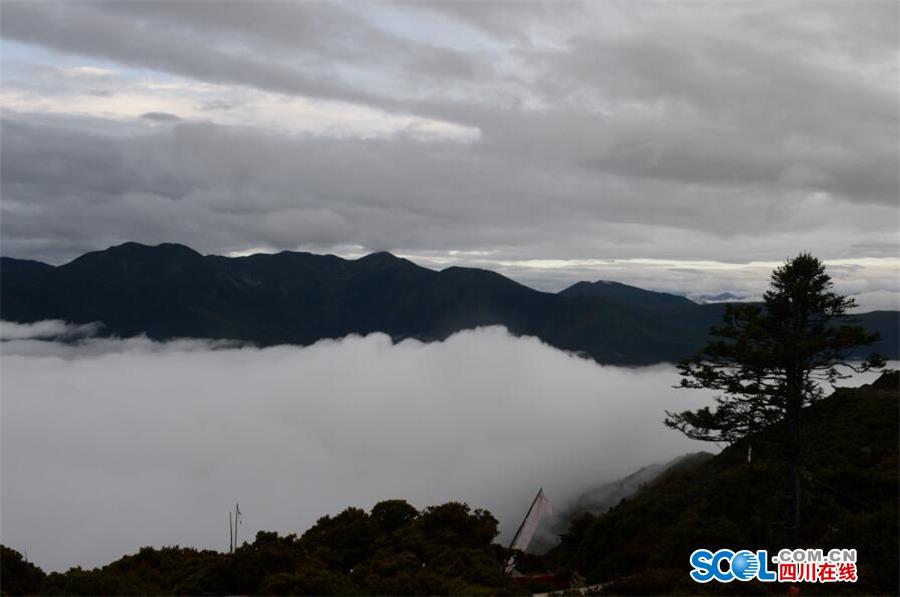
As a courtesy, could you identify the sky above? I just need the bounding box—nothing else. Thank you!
[0,0,898,304]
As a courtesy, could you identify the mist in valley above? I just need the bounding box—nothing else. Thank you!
[2,320,892,573]
[1,321,720,572]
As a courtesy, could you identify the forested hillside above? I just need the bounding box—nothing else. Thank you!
[547,371,900,595]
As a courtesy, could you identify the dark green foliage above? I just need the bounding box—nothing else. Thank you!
[549,373,900,595]
[371,499,419,533]
[33,547,224,596]
[258,564,359,596]
[1,500,522,596]
[421,503,499,548]
[2,244,896,365]
[1,545,45,596]
[668,254,884,443]
[300,507,380,571]
[667,255,885,531]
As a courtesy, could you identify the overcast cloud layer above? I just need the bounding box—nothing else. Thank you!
[0,1,897,301]
[2,323,717,572]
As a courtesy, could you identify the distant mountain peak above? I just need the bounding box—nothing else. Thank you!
[62,242,203,272]
[106,242,201,257]
[355,250,414,269]
[358,250,400,261]
[559,279,696,308]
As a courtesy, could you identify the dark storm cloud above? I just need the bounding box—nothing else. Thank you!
[0,1,897,288]
[2,114,894,268]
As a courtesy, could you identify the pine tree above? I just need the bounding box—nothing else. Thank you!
[665,253,884,531]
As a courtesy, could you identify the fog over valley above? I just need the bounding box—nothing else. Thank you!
[3,320,893,573]
[1,322,720,572]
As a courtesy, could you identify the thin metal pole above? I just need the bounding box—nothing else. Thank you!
[234,504,240,549]
[508,488,542,551]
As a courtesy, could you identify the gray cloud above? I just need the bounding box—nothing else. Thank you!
[0,1,897,298]
[200,100,233,112]
[140,112,181,123]
[1,325,715,572]
[0,319,101,341]
[1,115,895,272]
[0,1,490,116]
[0,2,381,109]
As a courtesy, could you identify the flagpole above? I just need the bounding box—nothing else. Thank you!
[234,503,240,549]
[507,488,543,551]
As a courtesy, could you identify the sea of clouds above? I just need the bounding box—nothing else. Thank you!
[1,320,888,572]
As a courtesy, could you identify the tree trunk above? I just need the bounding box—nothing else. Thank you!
[785,372,802,535]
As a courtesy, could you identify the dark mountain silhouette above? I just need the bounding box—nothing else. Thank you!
[1,242,897,365]
[560,279,696,309]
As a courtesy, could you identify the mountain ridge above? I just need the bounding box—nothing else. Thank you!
[2,243,897,365]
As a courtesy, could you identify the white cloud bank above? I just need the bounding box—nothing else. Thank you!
[0,324,715,572]
[0,319,101,341]
[1,323,890,573]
